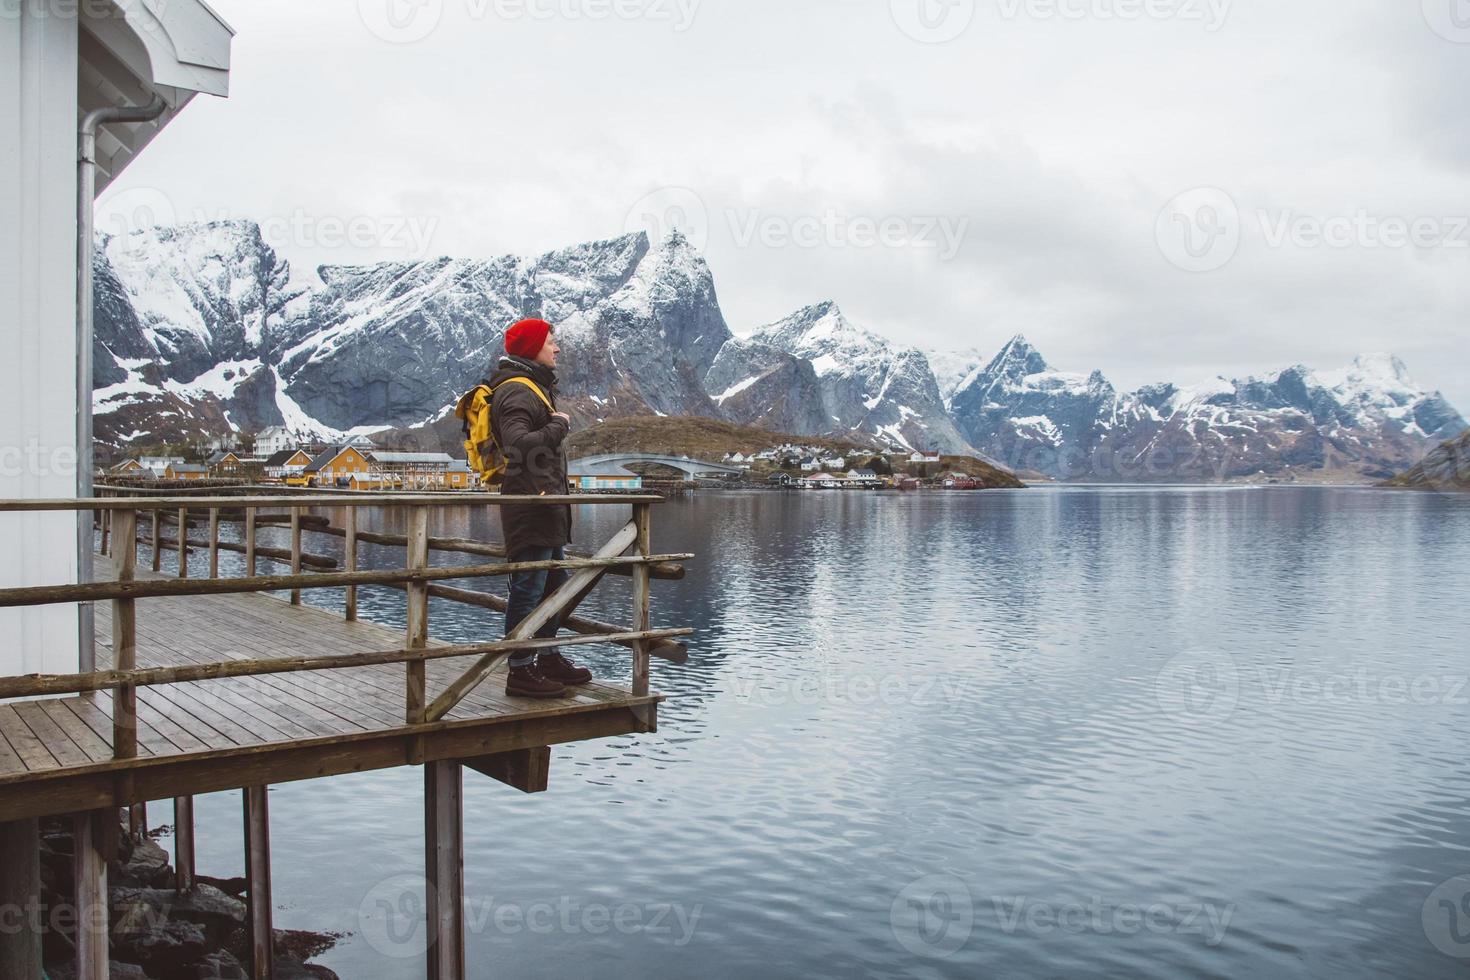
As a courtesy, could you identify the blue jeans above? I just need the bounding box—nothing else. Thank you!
[505,545,567,667]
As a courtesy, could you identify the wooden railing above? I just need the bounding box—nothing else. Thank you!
[0,490,693,760]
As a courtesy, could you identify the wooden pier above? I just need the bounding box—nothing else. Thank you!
[0,491,692,980]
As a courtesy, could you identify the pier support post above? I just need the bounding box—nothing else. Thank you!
[74,810,109,980]
[174,796,195,892]
[424,760,464,980]
[151,509,161,572]
[243,786,273,980]
[0,818,41,979]
[344,507,358,622]
[289,507,302,605]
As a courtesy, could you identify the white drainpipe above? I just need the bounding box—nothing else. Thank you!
[77,95,166,672]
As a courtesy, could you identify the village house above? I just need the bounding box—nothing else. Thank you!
[569,460,644,491]
[262,449,313,482]
[800,457,819,472]
[371,451,459,489]
[253,425,295,456]
[107,459,146,478]
[164,462,208,481]
[303,446,374,488]
[819,455,846,470]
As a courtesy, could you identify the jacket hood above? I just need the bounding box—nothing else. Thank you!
[488,356,558,400]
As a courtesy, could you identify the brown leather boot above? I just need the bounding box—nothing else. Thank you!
[537,651,593,686]
[505,662,566,699]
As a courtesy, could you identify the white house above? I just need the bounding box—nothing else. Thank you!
[2,1,233,686]
[253,425,294,456]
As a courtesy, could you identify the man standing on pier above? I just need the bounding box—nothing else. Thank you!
[490,317,595,698]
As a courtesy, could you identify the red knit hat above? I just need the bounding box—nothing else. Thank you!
[504,318,553,359]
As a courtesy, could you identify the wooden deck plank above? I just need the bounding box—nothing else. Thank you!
[37,699,111,763]
[0,551,664,816]
[0,707,59,772]
[12,702,91,768]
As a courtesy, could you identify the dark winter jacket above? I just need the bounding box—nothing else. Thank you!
[488,356,571,556]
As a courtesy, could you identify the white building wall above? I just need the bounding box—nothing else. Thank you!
[0,10,82,681]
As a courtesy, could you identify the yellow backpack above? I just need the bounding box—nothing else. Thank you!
[454,376,554,486]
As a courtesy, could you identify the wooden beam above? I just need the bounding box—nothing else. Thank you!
[289,507,302,606]
[423,521,641,723]
[405,508,429,725]
[0,550,693,608]
[0,627,691,699]
[243,786,273,980]
[150,509,161,572]
[3,492,664,511]
[74,809,109,980]
[464,746,550,794]
[0,818,41,978]
[174,796,195,892]
[424,761,465,980]
[0,701,658,821]
[303,523,685,581]
[631,503,653,699]
[344,507,358,622]
[112,508,138,760]
[208,508,220,579]
[177,507,189,578]
[245,506,256,577]
[376,580,688,664]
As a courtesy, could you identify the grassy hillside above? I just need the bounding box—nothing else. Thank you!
[565,416,868,459]
[1383,429,1470,491]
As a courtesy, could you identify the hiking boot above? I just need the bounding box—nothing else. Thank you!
[536,651,593,686]
[505,663,566,699]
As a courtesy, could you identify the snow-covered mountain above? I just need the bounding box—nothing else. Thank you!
[93,219,1464,482]
[948,336,1466,481]
[93,221,730,449]
[712,302,972,453]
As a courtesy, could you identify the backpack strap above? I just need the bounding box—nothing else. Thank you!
[491,375,554,412]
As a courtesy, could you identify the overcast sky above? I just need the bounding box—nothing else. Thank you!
[100,0,1470,408]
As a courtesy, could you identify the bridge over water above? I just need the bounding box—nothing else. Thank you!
[569,453,744,479]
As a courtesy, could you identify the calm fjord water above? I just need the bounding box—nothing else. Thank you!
[175,487,1470,979]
